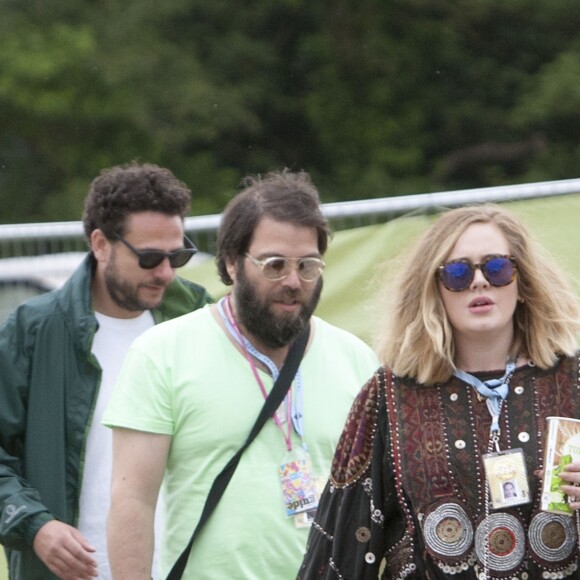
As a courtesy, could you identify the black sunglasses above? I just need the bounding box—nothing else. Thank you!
[437,254,517,292]
[113,233,197,269]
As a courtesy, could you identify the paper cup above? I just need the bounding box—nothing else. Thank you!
[540,416,580,515]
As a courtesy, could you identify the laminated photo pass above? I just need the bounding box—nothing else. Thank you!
[482,448,530,510]
[541,416,580,515]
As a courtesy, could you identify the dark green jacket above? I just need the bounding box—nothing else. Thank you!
[0,254,213,579]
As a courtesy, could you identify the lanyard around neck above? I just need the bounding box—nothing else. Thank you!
[453,357,517,439]
[219,296,306,451]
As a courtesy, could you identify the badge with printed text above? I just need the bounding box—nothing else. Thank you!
[293,476,327,528]
[483,448,531,509]
[278,449,320,517]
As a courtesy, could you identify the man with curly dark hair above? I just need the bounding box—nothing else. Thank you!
[0,162,213,580]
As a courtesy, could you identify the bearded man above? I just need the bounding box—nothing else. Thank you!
[104,170,379,579]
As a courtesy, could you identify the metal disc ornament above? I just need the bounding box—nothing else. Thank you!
[528,511,576,563]
[475,513,525,573]
[423,502,473,559]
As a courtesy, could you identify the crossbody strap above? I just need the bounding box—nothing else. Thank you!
[165,323,311,580]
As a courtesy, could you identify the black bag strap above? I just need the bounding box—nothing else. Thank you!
[165,324,311,580]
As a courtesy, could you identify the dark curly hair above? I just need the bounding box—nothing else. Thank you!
[216,169,331,285]
[82,162,191,239]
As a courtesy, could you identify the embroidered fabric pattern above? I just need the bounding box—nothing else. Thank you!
[329,372,380,487]
[311,520,333,541]
[328,559,345,579]
[383,533,418,579]
[384,368,420,578]
[384,357,580,579]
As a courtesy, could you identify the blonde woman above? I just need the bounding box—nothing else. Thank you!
[299,204,580,579]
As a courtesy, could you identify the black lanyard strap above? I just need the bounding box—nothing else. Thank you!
[166,323,311,580]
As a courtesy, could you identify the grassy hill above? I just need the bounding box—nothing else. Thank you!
[179,193,580,345]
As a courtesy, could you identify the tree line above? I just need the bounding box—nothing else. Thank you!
[1,0,579,223]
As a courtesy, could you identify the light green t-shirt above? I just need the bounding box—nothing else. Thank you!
[103,305,379,579]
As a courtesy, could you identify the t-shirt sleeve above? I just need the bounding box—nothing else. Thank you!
[102,338,174,435]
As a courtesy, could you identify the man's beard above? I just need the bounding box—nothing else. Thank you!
[104,252,167,313]
[234,266,322,349]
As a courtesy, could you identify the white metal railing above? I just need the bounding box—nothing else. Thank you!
[1,177,579,257]
[321,177,580,218]
[184,176,580,230]
[1,177,579,322]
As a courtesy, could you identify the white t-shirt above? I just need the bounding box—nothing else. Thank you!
[79,310,154,580]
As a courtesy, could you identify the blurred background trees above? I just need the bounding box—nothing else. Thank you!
[1,0,579,223]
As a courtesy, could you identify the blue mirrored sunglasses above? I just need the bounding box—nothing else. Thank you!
[437,254,517,292]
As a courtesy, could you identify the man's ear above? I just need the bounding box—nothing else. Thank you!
[91,229,111,263]
[225,257,238,283]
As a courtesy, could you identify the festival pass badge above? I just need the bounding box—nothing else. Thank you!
[278,450,320,517]
[482,448,530,510]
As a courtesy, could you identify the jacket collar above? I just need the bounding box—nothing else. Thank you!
[54,253,99,354]
[53,252,205,352]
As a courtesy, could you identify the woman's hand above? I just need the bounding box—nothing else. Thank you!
[557,462,580,510]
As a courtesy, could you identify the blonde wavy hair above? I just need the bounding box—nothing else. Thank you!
[374,204,580,385]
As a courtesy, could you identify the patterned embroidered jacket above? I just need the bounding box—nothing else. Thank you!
[298,354,580,579]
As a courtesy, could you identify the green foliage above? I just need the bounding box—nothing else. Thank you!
[1,0,579,223]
